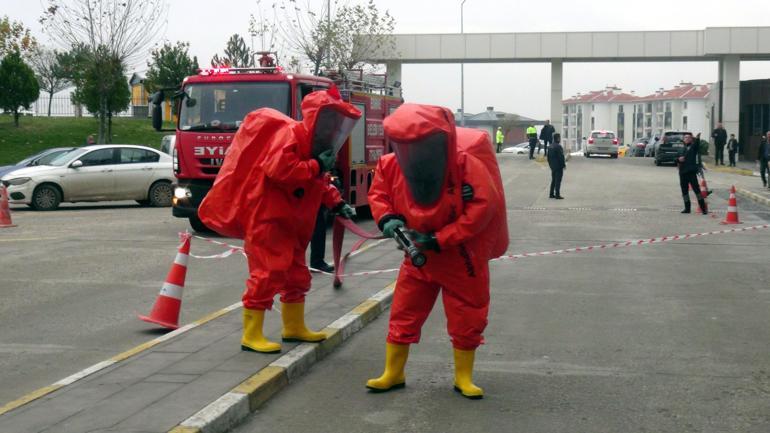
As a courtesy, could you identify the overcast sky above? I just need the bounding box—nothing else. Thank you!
[5,0,770,118]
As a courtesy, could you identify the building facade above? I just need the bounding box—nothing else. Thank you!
[562,83,714,150]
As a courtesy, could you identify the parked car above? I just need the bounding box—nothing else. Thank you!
[654,131,689,166]
[501,142,530,155]
[1,145,174,210]
[645,136,660,157]
[0,147,77,178]
[627,139,649,157]
[584,130,619,158]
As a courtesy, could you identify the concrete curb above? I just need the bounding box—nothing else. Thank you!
[168,282,396,433]
[703,163,756,177]
[735,187,770,207]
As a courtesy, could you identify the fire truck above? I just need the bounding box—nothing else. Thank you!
[151,54,403,232]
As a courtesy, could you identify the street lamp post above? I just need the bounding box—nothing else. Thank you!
[460,0,467,127]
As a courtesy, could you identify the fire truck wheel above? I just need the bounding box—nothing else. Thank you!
[148,181,173,207]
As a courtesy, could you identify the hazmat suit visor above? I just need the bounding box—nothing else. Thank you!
[391,132,448,206]
[311,107,359,158]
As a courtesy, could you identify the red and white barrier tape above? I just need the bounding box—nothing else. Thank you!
[180,223,770,277]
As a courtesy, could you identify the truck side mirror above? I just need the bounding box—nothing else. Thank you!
[151,91,165,131]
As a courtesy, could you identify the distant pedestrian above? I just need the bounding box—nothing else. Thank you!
[85,134,95,146]
[539,120,555,157]
[677,133,707,214]
[527,125,538,159]
[495,126,504,153]
[759,132,770,189]
[711,122,727,166]
[548,133,566,199]
[726,134,738,167]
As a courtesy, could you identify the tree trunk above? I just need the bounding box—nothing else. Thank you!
[48,90,54,117]
[98,97,108,144]
[107,112,113,144]
[13,110,20,127]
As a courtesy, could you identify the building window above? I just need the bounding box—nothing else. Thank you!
[591,117,595,130]
[683,101,688,110]
[665,102,672,112]
[683,116,688,130]
[617,111,625,144]
[664,112,672,129]
[646,103,652,113]
[618,105,624,113]
[591,104,595,111]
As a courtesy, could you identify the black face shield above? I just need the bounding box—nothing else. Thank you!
[391,132,448,206]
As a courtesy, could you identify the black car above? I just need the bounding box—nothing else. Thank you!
[654,131,689,166]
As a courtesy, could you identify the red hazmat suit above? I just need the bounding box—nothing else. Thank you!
[199,89,361,310]
[368,103,508,350]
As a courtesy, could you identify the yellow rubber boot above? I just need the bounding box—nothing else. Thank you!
[281,302,327,342]
[366,343,409,392]
[241,308,281,353]
[453,348,484,399]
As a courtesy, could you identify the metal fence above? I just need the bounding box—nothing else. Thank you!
[26,96,148,118]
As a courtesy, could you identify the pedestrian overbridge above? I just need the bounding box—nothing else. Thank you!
[366,27,770,146]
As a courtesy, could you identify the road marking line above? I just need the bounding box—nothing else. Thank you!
[0,301,243,417]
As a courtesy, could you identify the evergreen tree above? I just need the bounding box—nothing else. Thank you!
[0,50,40,126]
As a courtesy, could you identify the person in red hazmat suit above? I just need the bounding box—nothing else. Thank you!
[198,88,360,353]
[366,103,508,399]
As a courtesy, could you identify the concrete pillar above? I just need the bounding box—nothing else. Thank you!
[550,60,565,156]
[385,61,402,97]
[720,55,740,138]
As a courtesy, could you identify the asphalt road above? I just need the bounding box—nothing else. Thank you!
[229,154,770,433]
[0,199,380,405]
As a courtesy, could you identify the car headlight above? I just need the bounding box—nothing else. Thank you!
[4,177,31,186]
[174,187,191,199]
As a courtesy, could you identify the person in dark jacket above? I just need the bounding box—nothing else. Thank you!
[677,133,707,214]
[759,132,770,189]
[539,120,555,157]
[548,133,566,199]
[711,123,727,166]
[726,134,739,167]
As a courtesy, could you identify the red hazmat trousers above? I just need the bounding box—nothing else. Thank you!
[199,89,361,310]
[369,104,508,350]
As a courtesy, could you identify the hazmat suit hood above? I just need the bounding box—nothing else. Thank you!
[383,104,459,207]
[300,87,362,158]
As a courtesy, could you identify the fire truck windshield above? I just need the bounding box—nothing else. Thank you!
[179,82,291,131]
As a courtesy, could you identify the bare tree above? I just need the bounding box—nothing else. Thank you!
[40,0,168,67]
[331,0,395,72]
[276,0,335,75]
[39,0,168,142]
[30,48,70,117]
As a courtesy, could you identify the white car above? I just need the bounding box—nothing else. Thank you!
[502,142,531,154]
[585,130,619,158]
[1,145,174,210]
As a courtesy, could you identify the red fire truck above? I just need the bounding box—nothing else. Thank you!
[151,56,402,232]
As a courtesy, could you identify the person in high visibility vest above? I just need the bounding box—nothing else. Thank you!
[495,126,504,153]
[526,125,538,160]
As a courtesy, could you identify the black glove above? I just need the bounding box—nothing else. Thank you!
[409,231,440,252]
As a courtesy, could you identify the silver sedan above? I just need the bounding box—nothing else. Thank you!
[1,145,175,210]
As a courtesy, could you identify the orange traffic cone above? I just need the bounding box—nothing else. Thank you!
[720,186,741,225]
[139,233,191,329]
[700,178,712,199]
[0,185,16,228]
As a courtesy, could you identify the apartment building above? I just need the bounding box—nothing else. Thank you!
[562,83,714,150]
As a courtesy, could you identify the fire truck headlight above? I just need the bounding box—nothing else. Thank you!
[174,187,191,199]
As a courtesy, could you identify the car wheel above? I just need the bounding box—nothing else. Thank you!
[189,215,212,233]
[148,181,173,207]
[611,154,618,159]
[31,184,61,211]
[654,159,661,166]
